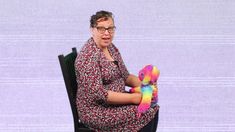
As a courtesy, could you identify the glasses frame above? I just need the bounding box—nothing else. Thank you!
[95,26,116,34]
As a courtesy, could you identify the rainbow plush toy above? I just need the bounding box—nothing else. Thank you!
[129,65,160,117]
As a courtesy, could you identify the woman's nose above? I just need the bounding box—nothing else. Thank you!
[104,29,110,35]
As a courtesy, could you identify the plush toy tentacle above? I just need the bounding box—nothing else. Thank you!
[151,85,158,103]
[151,85,158,100]
[129,86,141,93]
[137,86,153,114]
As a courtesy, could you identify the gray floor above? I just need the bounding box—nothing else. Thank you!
[1,0,235,131]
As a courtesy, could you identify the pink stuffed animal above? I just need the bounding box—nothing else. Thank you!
[129,65,160,116]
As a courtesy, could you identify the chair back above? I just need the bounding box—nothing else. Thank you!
[58,48,93,132]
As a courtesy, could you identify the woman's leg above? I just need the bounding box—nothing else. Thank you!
[139,120,153,132]
[152,109,159,132]
[139,109,159,132]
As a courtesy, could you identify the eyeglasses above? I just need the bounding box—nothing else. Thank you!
[95,26,116,34]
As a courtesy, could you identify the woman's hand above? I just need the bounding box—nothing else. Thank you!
[125,74,141,87]
[131,93,142,105]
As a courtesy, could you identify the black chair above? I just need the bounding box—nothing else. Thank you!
[58,48,94,132]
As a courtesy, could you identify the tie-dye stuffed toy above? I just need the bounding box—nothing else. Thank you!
[129,65,160,117]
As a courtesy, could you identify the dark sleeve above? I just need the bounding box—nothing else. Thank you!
[75,57,108,103]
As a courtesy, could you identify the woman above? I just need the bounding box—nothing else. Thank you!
[75,10,159,131]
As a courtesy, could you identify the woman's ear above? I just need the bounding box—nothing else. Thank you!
[90,27,94,33]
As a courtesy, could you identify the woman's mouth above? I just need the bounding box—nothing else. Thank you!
[102,38,111,43]
[102,38,110,40]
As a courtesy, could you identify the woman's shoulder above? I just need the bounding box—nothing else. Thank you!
[108,43,121,59]
[109,43,119,52]
[80,38,96,52]
[76,38,101,64]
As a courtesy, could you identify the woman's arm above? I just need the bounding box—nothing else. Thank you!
[106,74,142,105]
[107,90,141,105]
[125,74,141,87]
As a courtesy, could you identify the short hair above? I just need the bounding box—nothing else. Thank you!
[90,10,114,28]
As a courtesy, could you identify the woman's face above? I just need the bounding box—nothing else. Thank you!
[91,17,115,49]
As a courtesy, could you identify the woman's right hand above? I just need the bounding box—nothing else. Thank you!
[131,93,142,105]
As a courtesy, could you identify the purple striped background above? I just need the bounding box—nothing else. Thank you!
[1,0,235,131]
